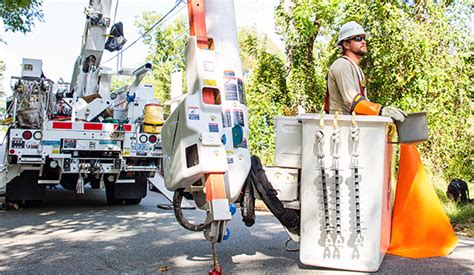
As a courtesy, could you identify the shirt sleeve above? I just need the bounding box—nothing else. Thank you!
[331,63,360,108]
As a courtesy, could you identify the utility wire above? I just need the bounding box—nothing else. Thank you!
[102,1,185,65]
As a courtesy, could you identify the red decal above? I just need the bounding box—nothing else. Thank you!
[52,122,72,129]
[84,123,103,130]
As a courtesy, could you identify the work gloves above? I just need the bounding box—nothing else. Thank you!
[381,106,406,122]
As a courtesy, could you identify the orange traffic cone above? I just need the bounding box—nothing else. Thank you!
[388,144,457,258]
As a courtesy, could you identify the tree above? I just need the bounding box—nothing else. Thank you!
[134,12,188,104]
[240,29,288,163]
[332,0,472,183]
[274,0,471,184]
[0,59,5,113]
[275,0,340,114]
[0,0,44,36]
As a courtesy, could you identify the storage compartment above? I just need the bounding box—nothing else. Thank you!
[274,116,302,168]
[264,166,298,202]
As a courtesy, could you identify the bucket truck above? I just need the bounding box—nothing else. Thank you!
[0,0,163,207]
[162,0,396,273]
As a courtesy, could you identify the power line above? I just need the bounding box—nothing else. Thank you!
[102,0,186,65]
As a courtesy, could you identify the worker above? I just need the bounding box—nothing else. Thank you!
[325,21,406,122]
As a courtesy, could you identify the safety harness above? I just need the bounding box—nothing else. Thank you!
[325,57,382,115]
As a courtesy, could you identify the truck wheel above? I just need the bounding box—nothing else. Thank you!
[24,200,42,207]
[6,171,45,208]
[124,198,142,205]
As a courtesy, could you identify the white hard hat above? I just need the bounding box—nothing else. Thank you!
[337,21,366,45]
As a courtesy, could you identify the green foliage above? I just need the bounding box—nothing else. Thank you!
[0,59,5,113]
[0,0,44,35]
[242,33,289,164]
[238,27,283,72]
[275,0,340,113]
[327,0,473,183]
[134,12,188,103]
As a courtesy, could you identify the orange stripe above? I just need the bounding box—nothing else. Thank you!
[187,0,207,37]
[205,173,226,201]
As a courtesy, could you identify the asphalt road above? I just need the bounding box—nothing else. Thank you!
[0,188,473,274]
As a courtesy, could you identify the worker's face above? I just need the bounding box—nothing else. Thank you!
[343,35,367,56]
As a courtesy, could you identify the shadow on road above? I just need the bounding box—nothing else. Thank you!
[0,188,472,274]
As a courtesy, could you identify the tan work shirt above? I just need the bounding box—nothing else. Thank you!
[327,57,366,114]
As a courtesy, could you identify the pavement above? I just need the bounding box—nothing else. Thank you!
[0,188,472,274]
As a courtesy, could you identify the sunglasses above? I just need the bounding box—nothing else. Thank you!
[350,36,366,42]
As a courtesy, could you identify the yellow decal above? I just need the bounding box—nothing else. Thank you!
[52,150,60,154]
[123,151,130,156]
[203,79,217,87]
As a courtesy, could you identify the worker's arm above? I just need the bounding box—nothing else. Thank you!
[351,94,406,121]
[351,94,382,115]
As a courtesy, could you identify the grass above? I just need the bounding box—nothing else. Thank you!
[431,176,474,237]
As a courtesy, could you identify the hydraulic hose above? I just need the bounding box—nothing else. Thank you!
[240,174,255,227]
[173,188,207,232]
[249,156,300,235]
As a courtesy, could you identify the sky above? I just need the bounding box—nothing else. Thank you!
[0,0,282,94]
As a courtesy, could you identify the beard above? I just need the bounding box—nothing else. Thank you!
[355,47,368,56]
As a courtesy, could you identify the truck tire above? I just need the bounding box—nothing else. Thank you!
[6,171,45,208]
[124,198,142,205]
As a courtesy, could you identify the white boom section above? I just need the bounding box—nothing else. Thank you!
[70,0,112,98]
[205,0,251,202]
[162,0,250,203]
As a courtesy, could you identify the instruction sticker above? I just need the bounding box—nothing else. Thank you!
[208,123,219,133]
[224,83,238,101]
[63,139,77,149]
[42,140,61,146]
[222,109,231,128]
[241,137,248,149]
[233,109,245,126]
[224,70,235,77]
[188,106,200,120]
[237,78,246,105]
[99,140,118,145]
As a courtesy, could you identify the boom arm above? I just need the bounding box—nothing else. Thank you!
[69,0,112,98]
